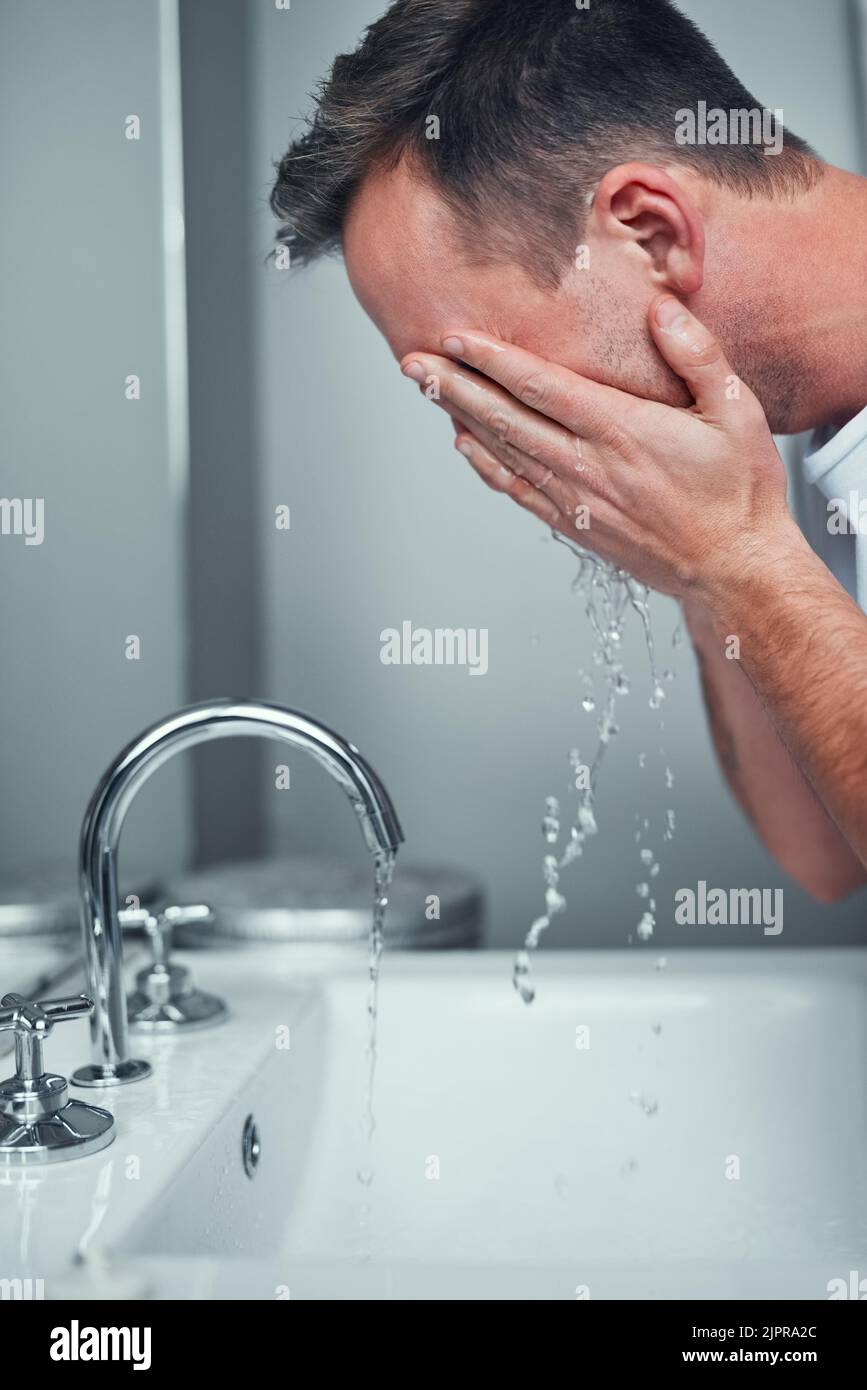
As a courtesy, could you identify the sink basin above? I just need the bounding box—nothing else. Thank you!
[2,948,865,1299]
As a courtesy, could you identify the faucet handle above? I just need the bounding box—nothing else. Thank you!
[0,992,93,1027]
[153,903,213,961]
[120,903,213,967]
[0,994,115,1164]
[0,993,93,1081]
[125,904,227,1033]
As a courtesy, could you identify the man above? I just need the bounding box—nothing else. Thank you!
[270,0,867,899]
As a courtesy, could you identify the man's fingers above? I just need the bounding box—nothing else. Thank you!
[404,354,594,485]
[454,434,566,531]
[430,332,630,439]
[450,409,586,522]
[648,296,740,420]
[450,406,560,486]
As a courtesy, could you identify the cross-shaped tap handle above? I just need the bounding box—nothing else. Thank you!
[0,993,94,1082]
[120,904,213,967]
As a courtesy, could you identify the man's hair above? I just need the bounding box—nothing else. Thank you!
[271,0,820,286]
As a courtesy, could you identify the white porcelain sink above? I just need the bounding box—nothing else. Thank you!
[2,947,865,1300]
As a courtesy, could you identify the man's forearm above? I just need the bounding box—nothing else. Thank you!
[694,517,867,877]
[683,592,867,899]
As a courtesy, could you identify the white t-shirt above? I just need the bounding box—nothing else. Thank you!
[787,405,867,610]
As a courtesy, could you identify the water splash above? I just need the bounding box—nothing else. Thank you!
[513,537,679,999]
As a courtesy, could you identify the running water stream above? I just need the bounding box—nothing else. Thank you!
[356,849,396,1256]
[361,849,396,1146]
[513,536,679,1004]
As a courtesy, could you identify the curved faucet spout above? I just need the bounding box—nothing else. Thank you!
[72,699,403,1088]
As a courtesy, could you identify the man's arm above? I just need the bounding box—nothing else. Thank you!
[690,517,867,876]
[683,592,867,900]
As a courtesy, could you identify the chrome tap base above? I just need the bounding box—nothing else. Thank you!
[0,1072,115,1164]
[71,1058,152,1089]
[124,911,229,1033]
[128,976,228,1033]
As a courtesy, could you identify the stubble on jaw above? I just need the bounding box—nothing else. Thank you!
[718,289,806,436]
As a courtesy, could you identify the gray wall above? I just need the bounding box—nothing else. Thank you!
[245,0,867,948]
[0,0,189,889]
[180,0,266,866]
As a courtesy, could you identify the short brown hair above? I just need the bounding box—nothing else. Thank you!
[271,0,820,286]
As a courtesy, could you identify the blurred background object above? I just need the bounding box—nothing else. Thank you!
[162,856,483,949]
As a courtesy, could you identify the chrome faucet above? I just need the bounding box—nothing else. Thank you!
[72,699,403,1089]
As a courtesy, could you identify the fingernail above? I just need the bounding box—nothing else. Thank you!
[442,337,465,356]
[655,298,689,331]
[402,361,425,382]
[456,439,474,458]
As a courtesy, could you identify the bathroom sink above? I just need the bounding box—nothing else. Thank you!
[2,948,865,1300]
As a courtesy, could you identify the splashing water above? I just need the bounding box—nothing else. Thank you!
[513,536,680,1001]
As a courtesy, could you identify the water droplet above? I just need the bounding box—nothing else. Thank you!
[560,835,583,866]
[542,796,560,843]
[629,1090,659,1117]
[545,887,566,915]
[640,847,653,866]
[512,950,536,1005]
[637,911,655,941]
[636,881,650,899]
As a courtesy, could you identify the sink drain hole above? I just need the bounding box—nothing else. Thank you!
[242,1114,261,1178]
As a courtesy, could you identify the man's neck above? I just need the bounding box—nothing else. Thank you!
[712,165,867,435]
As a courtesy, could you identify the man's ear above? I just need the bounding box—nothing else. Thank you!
[589,162,705,295]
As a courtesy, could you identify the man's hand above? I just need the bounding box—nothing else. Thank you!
[401,296,794,605]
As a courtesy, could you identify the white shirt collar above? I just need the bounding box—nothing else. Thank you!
[803,404,867,488]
